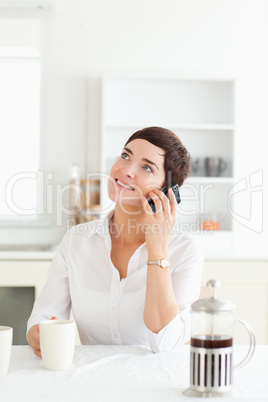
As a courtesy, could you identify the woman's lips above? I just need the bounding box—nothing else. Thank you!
[115,179,135,191]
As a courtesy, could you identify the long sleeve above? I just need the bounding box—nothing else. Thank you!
[26,233,72,333]
[145,235,204,353]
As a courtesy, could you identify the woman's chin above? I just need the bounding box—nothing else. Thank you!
[109,191,138,204]
[117,203,143,215]
[109,196,143,213]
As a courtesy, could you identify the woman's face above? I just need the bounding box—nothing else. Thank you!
[108,139,166,209]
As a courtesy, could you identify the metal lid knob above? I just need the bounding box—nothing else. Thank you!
[206,279,221,298]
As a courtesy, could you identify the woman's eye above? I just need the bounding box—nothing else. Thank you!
[143,164,153,173]
[121,152,129,160]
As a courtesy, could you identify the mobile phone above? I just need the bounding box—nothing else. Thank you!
[147,183,181,213]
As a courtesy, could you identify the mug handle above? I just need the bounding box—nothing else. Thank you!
[234,319,256,368]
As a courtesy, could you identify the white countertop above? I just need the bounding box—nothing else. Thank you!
[0,235,267,261]
[1,345,267,401]
[0,248,267,261]
[204,250,268,261]
[0,249,57,260]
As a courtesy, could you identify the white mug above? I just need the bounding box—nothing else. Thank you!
[0,326,13,377]
[39,320,75,371]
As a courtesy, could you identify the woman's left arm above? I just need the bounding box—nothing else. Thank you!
[142,188,179,334]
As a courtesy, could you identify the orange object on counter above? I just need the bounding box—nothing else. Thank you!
[201,220,220,231]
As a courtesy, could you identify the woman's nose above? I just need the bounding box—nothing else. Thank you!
[122,164,136,178]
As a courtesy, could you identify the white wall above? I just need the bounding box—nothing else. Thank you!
[85,0,268,257]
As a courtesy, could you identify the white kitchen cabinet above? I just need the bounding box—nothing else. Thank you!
[0,260,50,344]
[0,259,81,345]
[202,260,268,345]
[100,77,235,249]
[0,260,50,298]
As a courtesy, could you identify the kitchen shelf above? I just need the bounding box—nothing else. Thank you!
[101,77,235,247]
[186,177,233,184]
[196,230,234,256]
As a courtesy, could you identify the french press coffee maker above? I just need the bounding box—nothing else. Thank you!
[184,279,256,398]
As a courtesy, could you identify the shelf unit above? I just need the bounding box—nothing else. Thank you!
[187,177,233,184]
[100,77,235,247]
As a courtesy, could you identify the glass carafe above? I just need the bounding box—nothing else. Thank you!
[184,279,256,398]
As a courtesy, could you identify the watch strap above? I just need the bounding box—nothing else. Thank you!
[147,258,170,268]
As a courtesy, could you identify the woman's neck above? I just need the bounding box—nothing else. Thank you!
[109,204,146,245]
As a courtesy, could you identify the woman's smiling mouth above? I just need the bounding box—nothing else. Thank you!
[115,179,135,191]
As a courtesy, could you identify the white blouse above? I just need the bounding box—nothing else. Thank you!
[27,211,203,353]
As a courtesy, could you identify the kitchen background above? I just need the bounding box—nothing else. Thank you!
[0,0,267,345]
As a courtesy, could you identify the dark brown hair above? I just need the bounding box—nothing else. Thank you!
[125,126,190,187]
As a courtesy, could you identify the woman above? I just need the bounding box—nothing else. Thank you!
[27,126,203,356]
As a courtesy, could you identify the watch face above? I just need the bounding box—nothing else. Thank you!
[160,259,169,268]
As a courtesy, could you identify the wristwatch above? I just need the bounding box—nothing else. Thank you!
[147,258,170,269]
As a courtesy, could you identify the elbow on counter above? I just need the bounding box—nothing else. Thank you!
[146,313,190,353]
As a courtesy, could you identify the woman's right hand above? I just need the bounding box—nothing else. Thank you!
[27,324,41,358]
[27,316,58,359]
